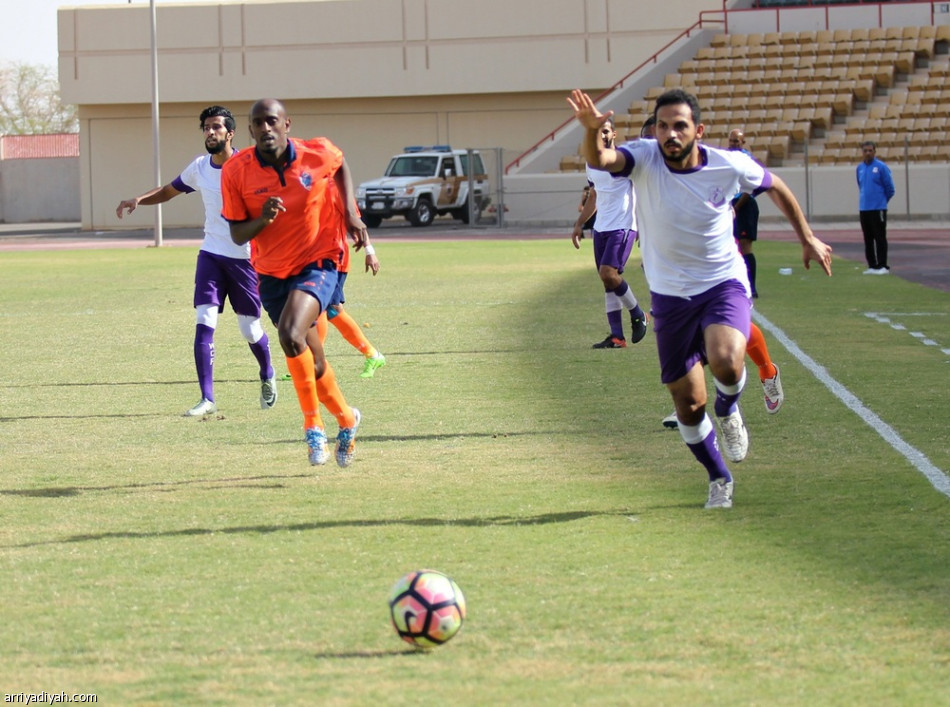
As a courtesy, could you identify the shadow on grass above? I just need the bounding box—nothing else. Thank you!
[0,413,168,422]
[6,509,630,549]
[0,472,315,498]
[311,648,423,660]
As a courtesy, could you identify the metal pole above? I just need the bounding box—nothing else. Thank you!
[803,141,811,220]
[466,148,476,228]
[904,136,911,218]
[496,147,505,228]
[150,0,163,247]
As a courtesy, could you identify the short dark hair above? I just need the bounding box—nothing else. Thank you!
[861,140,877,149]
[653,89,701,126]
[199,105,235,133]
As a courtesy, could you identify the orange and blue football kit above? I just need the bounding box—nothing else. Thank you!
[221,136,356,442]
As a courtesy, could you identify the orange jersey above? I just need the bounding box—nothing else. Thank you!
[320,175,363,275]
[221,137,345,278]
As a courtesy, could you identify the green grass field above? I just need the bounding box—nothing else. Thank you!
[1,238,948,705]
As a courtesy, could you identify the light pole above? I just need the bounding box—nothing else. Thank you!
[149,0,162,246]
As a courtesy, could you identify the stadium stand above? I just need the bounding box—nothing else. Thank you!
[558,25,950,171]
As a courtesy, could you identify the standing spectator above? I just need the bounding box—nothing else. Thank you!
[568,88,833,509]
[728,129,760,297]
[116,105,277,418]
[221,98,363,467]
[856,141,895,275]
[571,117,648,349]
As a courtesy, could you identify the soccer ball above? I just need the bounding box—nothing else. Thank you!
[388,570,466,649]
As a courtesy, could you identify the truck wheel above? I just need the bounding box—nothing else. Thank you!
[407,199,435,227]
[361,214,382,229]
[453,200,483,224]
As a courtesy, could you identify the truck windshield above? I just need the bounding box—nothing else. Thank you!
[386,156,439,177]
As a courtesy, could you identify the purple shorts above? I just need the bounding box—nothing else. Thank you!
[592,228,637,274]
[651,279,751,384]
[194,250,262,317]
[257,260,339,326]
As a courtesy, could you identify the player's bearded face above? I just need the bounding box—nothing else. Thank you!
[661,136,695,163]
[205,135,227,155]
[203,120,231,155]
[655,103,701,165]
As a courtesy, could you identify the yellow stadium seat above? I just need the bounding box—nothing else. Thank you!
[811,106,834,130]
[912,38,936,60]
[894,52,915,74]
[874,66,896,88]
[832,95,854,117]
[767,135,790,161]
[885,27,904,41]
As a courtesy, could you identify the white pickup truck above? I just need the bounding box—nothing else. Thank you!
[356,146,490,227]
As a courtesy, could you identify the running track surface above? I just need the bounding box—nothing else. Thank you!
[0,222,947,293]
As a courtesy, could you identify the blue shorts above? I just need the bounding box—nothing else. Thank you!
[329,272,348,307]
[651,279,751,385]
[193,250,262,317]
[326,272,348,319]
[592,228,636,274]
[257,260,339,326]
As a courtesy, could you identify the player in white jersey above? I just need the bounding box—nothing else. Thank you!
[116,106,277,417]
[571,117,648,348]
[568,88,833,509]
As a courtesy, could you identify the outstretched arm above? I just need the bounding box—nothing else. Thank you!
[765,174,833,276]
[116,183,182,218]
[566,89,628,173]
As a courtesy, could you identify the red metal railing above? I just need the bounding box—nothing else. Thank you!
[506,0,944,175]
[504,14,722,174]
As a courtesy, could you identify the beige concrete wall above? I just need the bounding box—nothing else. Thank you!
[503,163,950,227]
[63,0,950,229]
[0,158,80,223]
[85,92,572,229]
[59,0,728,229]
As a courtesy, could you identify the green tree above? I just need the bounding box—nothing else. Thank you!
[0,62,77,135]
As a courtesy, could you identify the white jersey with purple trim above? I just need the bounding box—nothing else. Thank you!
[174,153,250,260]
[586,163,636,232]
[616,141,771,298]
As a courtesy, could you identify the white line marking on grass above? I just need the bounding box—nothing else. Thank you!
[753,310,950,498]
[865,312,949,358]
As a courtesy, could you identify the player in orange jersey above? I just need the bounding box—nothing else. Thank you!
[314,180,387,378]
[221,98,363,467]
